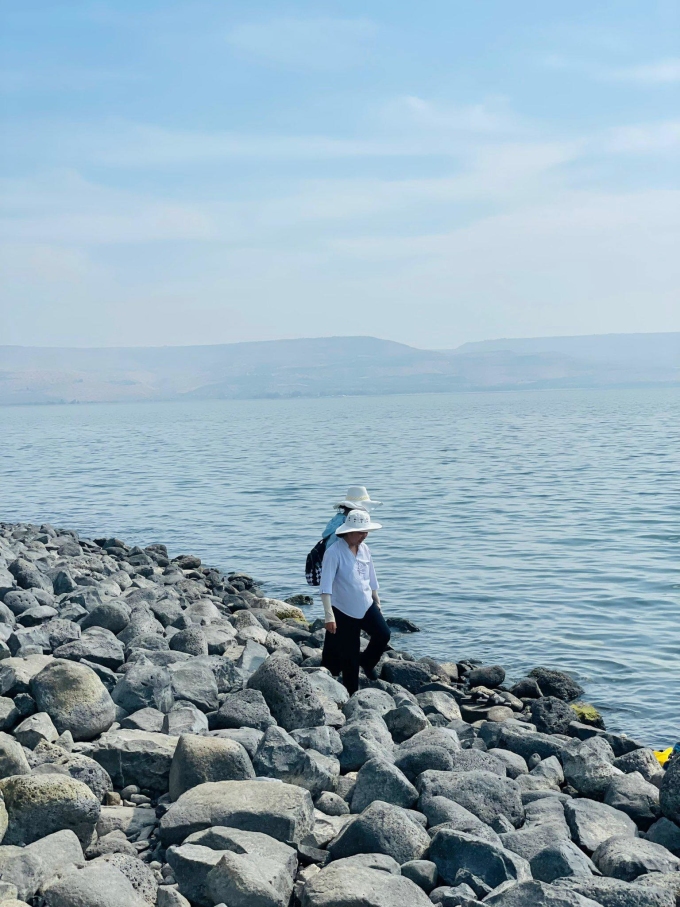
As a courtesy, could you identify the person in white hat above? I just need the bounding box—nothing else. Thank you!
[319,508,390,694]
[321,486,382,552]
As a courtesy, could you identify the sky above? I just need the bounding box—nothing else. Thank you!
[0,1,678,349]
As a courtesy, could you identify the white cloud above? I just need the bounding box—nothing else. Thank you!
[226,16,375,70]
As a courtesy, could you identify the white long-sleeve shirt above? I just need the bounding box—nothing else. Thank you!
[320,537,379,619]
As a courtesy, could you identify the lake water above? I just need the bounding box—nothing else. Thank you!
[1,388,678,747]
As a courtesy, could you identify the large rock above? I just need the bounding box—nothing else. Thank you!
[645,816,680,856]
[248,656,325,731]
[0,732,31,778]
[0,655,52,697]
[564,797,637,853]
[327,800,429,864]
[429,828,532,889]
[92,853,157,905]
[300,856,433,906]
[498,725,567,762]
[92,729,178,792]
[41,860,148,907]
[562,737,624,798]
[593,835,680,881]
[54,628,125,671]
[528,668,584,702]
[531,841,598,883]
[419,794,502,844]
[350,758,418,813]
[211,689,275,731]
[484,880,602,906]
[203,827,297,907]
[338,717,395,772]
[169,733,254,800]
[659,754,680,824]
[8,558,51,593]
[162,843,222,907]
[604,772,661,830]
[531,697,575,735]
[30,660,115,741]
[380,660,431,693]
[160,779,314,846]
[81,600,131,634]
[501,823,571,862]
[417,770,524,829]
[613,749,665,785]
[467,665,505,688]
[0,829,83,902]
[556,876,677,907]
[0,774,100,846]
[111,664,174,714]
[169,661,219,712]
[252,726,338,796]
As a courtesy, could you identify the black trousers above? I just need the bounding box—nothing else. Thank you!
[321,603,391,696]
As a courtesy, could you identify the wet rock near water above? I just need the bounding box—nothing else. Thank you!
[0,519,678,907]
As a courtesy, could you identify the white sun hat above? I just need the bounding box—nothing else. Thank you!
[336,509,382,535]
[336,485,382,511]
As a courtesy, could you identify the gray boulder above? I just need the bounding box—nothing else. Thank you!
[253,726,338,796]
[169,733,255,800]
[291,726,342,757]
[31,660,115,741]
[528,668,584,701]
[604,772,661,830]
[384,702,429,743]
[301,857,432,906]
[120,707,164,733]
[13,711,58,748]
[338,717,395,772]
[111,664,174,714]
[211,689,275,731]
[593,834,680,881]
[485,880,601,906]
[248,656,325,731]
[0,731,30,778]
[401,858,438,893]
[563,737,624,798]
[419,795,502,844]
[209,727,263,759]
[350,758,418,813]
[659,755,680,824]
[204,827,297,907]
[8,558,51,593]
[417,770,524,829]
[381,660,431,693]
[160,779,315,846]
[565,798,637,853]
[169,661,219,712]
[328,800,430,864]
[430,828,531,889]
[92,728,178,792]
[92,853,158,905]
[55,627,125,670]
[41,860,148,907]
[0,774,99,846]
[468,665,505,688]
[163,843,222,907]
[498,725,567,761]
[0,829,83,902]
[613,749,665,785]
[162,701,209,736]
[531,841,598,882]
[501,823,571,862]
[645,816,680,856]
[395,743,454,779]
[170,627,208,656]
[556,876,676,907]
[343,688,395,719]
[81,600,131,634]
[531,697,575,735]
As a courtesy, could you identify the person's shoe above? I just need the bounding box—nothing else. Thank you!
[362,665,379,681]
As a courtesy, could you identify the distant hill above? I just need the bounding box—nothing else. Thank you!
[0,333,677,405]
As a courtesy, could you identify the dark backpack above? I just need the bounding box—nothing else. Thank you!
[305,538,327,586]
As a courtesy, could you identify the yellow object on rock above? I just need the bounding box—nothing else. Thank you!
[654,747,673,766]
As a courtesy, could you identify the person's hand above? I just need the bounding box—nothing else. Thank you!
[325,621,337,634]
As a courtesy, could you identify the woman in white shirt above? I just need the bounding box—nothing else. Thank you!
[319,509,390,695]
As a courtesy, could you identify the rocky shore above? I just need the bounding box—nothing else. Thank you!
[0,521,678,907]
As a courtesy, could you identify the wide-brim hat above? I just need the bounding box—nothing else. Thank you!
[336,509,382,535]
[335,485,382,510]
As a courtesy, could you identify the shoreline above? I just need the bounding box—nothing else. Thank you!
[0,520,678,907]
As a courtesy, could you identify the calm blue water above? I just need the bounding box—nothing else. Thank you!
[1,388,679,747]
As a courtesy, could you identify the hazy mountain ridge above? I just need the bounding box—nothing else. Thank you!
[0,333,677,405]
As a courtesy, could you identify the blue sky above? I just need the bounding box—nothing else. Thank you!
[1,1,678,348]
